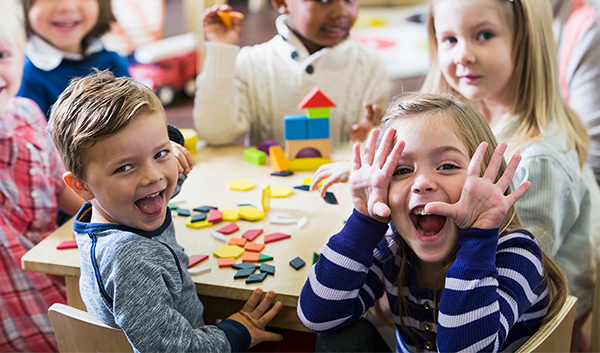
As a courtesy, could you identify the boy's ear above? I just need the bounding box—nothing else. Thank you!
[270,0,288,14]
[63,172,95,201]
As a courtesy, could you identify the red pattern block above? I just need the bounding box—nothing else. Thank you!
[56,240,78,250]
[188,254,209,268]
[207,209,223,223]
[216,222,239,235]
[242,229,263,241]
[264,232,291,244]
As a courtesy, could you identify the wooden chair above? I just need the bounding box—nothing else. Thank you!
[591,262,600,352]
[48,303,133,353]
[515,295,578,353]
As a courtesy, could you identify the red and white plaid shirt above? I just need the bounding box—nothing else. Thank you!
[0,97,66,352]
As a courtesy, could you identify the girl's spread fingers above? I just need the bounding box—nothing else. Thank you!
[362,129,379,166]
[467,142,487,177]
[240,288,263,313]
[374,128,394,169]
[484,142,507,181]
[497,153,522,192]
[351,143,362,173]
[508,181,531,205]
[382,139,405,176]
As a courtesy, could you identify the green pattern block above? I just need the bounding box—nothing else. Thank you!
[307,107,330,119]
[258,254,274,262]
[244,148,266,165]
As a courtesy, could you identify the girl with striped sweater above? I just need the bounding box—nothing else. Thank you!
[298,94,567,352]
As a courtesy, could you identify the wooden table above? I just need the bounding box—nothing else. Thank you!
[22,145,354,332]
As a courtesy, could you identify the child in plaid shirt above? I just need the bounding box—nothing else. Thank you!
[0,1,84,351]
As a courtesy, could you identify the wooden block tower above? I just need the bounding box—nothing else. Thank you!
[283,87,335,170]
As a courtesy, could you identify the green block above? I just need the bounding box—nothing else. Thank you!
[313,252,320,265]
[307,107,330,119]
[244,148,266,165]
[258,254,273,262]
[169,204,178,210]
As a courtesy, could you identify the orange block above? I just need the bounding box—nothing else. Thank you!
[228,238,247,247]
[242,252,260,263]
[269,145,289,172]
[216,10,244,28]
[218,257,236,268]
[245,242,265,252]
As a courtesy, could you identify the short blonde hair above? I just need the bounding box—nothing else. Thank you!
[47,70,165,180]
[422,0,589,168]
[0,0,27,52]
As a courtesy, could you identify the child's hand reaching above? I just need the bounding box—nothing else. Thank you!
[425,142,531,230]
[310,161,352,197]
[226,288,283,348]
[170,142,193,175]
[349,103,380,143]
[349,128,405,223]
[203,5,243,45]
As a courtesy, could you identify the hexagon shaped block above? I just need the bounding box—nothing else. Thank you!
[213,245,245,259]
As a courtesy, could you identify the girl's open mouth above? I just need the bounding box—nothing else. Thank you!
[409,208,447,237]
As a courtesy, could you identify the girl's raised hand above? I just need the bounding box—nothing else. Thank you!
[310,161,352,197]
[425,142,531,230]
[349,128,405,223]
[203,5,243,45]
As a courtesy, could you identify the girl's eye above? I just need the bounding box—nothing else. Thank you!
[438,164,457,170]
[0,52,9,59]
[442,37,457,44]
[115,165,132,173]
[154,150,168,159]
[477,32,493,41]
[394,167,413,175]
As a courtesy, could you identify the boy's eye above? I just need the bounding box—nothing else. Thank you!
[394,167,413,175]
[477,32,493,41]
[115,165,132,173]
[315,0,330,4]
[154,150,168,159]
[438,164,457,170]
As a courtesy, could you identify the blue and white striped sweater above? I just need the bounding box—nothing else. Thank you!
[298,210,549,352]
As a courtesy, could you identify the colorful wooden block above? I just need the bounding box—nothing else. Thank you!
[218,257,236,268]
[238,206,264,221]
[245,242,265,252]
[271,171,294,177]
[217,222,239,235]
[298,216,308,229]
[194,206,217,213]
[262,184,271,212]
[188,254,209,268]
[168,204,178,210]
[244,148,266,165]
[213,245,245,259]
[258,254,273,263]
[284,115,308,140]
[257,140,279,155]
[177,208,191,217]
[264,233,291,244]
[242,229,263,241]
[207,209,223,223]
[234,267,257,279]
[324,192,338,205]
[307,118,330,139]
[228,238,247,247]
[294,185,310,191]
[260,263,275,276]
[232,263,259,270]
[306,107,330,119]
[221,209,239,221]
[287,157,331,171]
[286,138,331,160]
[210,230,226,242]
[246,272,268,284]
[188,266,211,275]
[269,145,289,172]
[190,213,207,223]
[228,179,254,191]
[271,186,293,198]
[242,252,260,263]
[186,219,213,229]
[216,10,244,28]
[57,240,77,250]
[297,87,336,109]
[290,257,306,270]
[313,252,320,265]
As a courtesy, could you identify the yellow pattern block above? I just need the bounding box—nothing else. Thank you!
[262,184,271,212]
[288,158,331,171]
[221,209,239,221]
[185,219,213,229]
[271,186,293,198]
[302,177,324,188]
[228,179,254,191]
[238,206,264,221]
[213,245,245,259]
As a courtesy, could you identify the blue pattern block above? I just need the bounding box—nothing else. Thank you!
[284,114,308,140]
[307,118,329,139]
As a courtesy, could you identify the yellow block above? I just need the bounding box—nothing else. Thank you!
[288,158,331,171]
[228,179,254,191]
[213,245,245,258]
[221,209,239,221]
[302,177,324,188]
[185,219,213,229]
[180,128,198,155]
[262,184,271,212]
[271,186,293,198]
[238,205,264,221]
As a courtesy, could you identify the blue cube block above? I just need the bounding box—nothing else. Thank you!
[307,118,329,139]
[284,115,308,140]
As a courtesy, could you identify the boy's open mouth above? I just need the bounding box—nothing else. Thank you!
[135,190,164,216]
[410,207,446,236]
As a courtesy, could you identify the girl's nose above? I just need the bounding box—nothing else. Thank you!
[454,41,476,65]
[57,0,78,11]
[411,173,437,193]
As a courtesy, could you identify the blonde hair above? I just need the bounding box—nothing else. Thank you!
[0,0,27,52]
[422,0,590,168]
[47,70,165,180]
[379,93,567,349]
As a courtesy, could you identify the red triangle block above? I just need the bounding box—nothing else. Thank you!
[242,229,263,241]
[207,209,223,223]
[57,240,78,250]
[188,254,209,268]
[264,232,291,244]
[217,222,239,235]
[297,87,336,109]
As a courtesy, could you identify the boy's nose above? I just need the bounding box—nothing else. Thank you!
[140,166,162,186]
[330,0,352,18]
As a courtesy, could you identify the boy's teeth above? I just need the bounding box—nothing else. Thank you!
[144,191,160,199]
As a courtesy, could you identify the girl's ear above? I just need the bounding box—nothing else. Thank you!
[63,172,95,201]
[270,0,288,14]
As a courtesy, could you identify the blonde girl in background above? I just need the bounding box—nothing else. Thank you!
[422,0,600,350]
[298,93,567,352]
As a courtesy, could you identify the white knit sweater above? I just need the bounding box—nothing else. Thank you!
[193,15,391,149]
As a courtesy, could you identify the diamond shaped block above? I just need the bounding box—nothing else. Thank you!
[260,263,275,276]
[232,263,259,270]
[289,257,305,270]
[264,232,291,244]
[211,231,226,242]
[324,192,338,205]
[177,208,191,217]
[246,272,268,284]
[213,245,245,259]
[234,267,257,279]
[190,213,207,223]
[242,229,263,241]
[194,206,217,213]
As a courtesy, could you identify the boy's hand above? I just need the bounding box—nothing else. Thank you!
[203,5,243,45]
[349,128,404,223]
[425,142,531,230]
[170,142,193,175]
[310,161,352,197]
[226,288,283,348]
[349,103,380,143]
